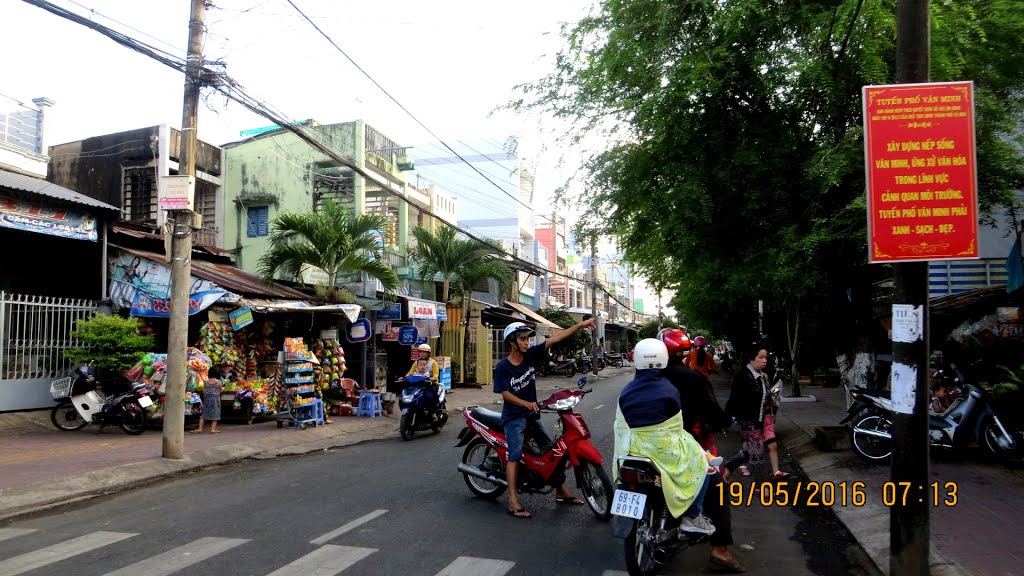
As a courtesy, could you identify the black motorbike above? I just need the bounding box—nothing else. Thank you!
[842,368,1024,464]
[606,352,625,368]
[612,450,749,575]
[50,364,151,435]
[397,375,448,440]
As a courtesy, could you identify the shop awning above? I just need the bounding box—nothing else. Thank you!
[0,168,119,212]
[114,246,307,299]
[503,300,561,329]
[242,299,362,323]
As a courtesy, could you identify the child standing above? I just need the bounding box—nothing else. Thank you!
[192,367,223,434]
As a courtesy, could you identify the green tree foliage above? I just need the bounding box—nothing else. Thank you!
[63,314,155,373]
[638,318,679,340]
[410,226,513,303]
[512,0,1024,353]
[537,306,592,351]
[258,203,399,300]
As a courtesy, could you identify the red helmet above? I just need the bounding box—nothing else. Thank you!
[657,328,691,357]
[693,336,707,348]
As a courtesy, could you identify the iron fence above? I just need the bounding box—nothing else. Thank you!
[0,292,97,380]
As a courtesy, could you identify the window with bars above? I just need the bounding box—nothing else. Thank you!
[247,206,269,237]
[123,167,157,223]
[313,171,355,212]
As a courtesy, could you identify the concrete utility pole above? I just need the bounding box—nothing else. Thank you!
[163,0,207,459]
[590,236,598,375]
[891,0,931,574]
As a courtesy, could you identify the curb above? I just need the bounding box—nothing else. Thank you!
[775,408,971,576]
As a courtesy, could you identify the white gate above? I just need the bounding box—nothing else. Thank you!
[0,292,97,411]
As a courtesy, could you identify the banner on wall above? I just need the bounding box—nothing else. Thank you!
[407,299,437,320]
[129,290,225,318]
[109,252,233,316]
[0,195,99,241]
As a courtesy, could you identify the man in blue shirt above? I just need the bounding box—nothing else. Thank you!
[494,318,595,519]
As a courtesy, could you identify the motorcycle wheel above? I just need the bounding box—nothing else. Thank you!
[50,400,87,431]
[119,400,147,435]
[850,414,892,462]
[981,417,1024,464]
[563,365,575,377]
[461,437,507,499]
[625,504,661,576]
[400,412,416,441]
[574,461,613,521]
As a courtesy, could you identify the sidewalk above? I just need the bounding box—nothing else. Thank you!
[0,369,623,523]
[761,380,1024,576]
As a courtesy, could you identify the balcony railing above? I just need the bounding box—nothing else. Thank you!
[194,226,219,248]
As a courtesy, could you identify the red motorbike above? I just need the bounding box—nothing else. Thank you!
[454,377,613,520]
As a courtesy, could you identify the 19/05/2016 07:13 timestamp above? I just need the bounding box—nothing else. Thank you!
[717,481,959,507]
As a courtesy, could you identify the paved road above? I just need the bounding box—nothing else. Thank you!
[0,371,879,575]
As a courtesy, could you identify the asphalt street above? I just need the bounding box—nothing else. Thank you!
[0,370,881,575]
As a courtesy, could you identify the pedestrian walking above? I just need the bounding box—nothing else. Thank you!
[725,345,788,480]
[192,367,223,434]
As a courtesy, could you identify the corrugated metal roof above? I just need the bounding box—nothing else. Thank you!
[0,168,120,211]
[115,246,309,299]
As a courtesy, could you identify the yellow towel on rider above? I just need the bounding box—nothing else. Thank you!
[613,407,707,519]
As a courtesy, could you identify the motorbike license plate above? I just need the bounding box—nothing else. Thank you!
[137,396,153,408]
[611,489,646,519]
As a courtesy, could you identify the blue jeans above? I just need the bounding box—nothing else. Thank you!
[504,416,551,463]
[684,474,711,518]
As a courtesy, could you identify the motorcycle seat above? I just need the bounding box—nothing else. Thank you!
[851,386,890,399]
[470,407,504,431]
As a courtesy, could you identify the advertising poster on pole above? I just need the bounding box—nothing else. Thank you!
[862,81,979,263]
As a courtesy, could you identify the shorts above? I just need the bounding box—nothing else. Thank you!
[503,416,550,463]
[762,414,777,444]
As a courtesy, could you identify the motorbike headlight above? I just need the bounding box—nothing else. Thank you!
[401,394,416,403]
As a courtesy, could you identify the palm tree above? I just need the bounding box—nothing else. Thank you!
[258,203,400,301]
[410,225,514,380]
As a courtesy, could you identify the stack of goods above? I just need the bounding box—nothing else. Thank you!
[197,321,245,381]
[124,348,211,419]
[313,338,347,390]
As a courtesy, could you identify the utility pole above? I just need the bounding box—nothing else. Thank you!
[590,236,598,375]
[163,0,206,459]
[891,1,931,574]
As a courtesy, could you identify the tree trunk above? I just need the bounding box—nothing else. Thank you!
[836,350,875,408]
[787,305,802,397]
[461,294,472,385]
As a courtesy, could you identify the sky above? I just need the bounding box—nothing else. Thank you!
[1,0,670,316]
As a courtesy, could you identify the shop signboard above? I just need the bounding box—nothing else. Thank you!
[158,175,194,211]
[381,326,399,341]
[0,194,99,241]
[377,302,402,320]
[408,299,437,320]
[863,81,979,262]
[398,325,419,345]
[437,356,452,390]
[229,306,254,330]
[130,290,224,318]
[347,318,371,342]
[436,306,448,321]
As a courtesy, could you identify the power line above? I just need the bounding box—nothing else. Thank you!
[282,0,559,227]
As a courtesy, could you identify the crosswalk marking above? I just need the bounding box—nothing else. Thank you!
[309,509,388,545]
[602,571,629,576]
[0,529,36,543]
[0,530,137,576]
[265,544,376,576]
[100,536,250,576]
[433,556,515,576]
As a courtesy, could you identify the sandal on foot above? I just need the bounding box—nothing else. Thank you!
[555,496,585,505]
[189,429,202,434]
[210,430,221,434]
[771,470,789,479]
[506,507,532,519]
[738,465,751,476]
[710,555,747,573]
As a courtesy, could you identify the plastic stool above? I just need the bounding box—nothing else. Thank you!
[356,391,383,417]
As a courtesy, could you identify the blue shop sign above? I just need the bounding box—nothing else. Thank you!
[377,302,402,320]
[398,325,419,345]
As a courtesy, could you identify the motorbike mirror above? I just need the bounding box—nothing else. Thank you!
[577,376,587,388]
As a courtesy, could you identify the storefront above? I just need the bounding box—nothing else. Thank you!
[374,296,451,394]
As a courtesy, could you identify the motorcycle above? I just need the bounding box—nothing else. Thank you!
[454,376,613,520]
[606,352,625,368]
[397,375,448,440]
[842,368,1024,464]
[612,450,749,575]
[49,364,152,435]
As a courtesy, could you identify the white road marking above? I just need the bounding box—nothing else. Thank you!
[0,529,35,543]
[0,531,137,576]
[309,509,388,545]
[265,545,376,576]
[433,556,515,576]
[593,404,605,410]
[101,537,250,576]
[602,571,629,576]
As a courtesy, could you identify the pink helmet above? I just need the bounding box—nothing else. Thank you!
[693,336,707,348]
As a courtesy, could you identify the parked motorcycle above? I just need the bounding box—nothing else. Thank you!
[606,352,625,368]
[612,450,749,575]
[454,376,613,520]
[49,364,152,435]
[842,368,1024,464]
[397,375,448,440]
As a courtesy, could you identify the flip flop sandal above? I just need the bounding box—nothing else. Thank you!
[555,496,585,505]
[710,555,747,573]
[506,507,532,519]
[738,466,751,476]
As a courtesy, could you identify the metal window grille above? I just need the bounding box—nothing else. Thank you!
[123,166,157,224]
[0,292,97,380]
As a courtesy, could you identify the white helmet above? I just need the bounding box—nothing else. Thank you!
[503,322,535,343]
[416,344,431,352]
[633,338,669,370]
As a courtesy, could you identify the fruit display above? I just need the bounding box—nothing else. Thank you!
[313,338,347,389]
[197,321,245,381]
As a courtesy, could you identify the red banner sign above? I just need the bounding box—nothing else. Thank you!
[863,81,978,262]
